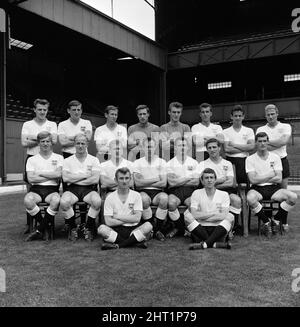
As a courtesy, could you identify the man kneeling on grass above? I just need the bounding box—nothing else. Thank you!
[98,167,153,250]
[184,168,233,250]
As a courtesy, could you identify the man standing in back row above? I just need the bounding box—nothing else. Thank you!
[191,103,224,162]
[160,102,191,161]
[223,105,255,184]
[94,105,127,163]
[127,104,160,161]
[58,100,93,159]
[256,104,292,189]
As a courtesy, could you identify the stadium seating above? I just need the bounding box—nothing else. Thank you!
[6,94,62,123]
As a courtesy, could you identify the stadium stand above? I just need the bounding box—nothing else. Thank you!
[6,94,62,123]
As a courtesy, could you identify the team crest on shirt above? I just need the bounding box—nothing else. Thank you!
[80,126,86,132]
[117,131,122,137]
[128,203,134,209]
[187,165,194,171]
[270,161,275,168]
[87,165,92,172]
[223,165,228,171]
[216,203,222,213]
[46,126,51,132]
[242,134,248,140]
[128,203,134,214]
[51,160,58,167]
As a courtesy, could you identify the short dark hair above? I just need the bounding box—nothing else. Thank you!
[205,138,221,149]
[33,98,50,108]
[68,100,82,108]
[231,104,245,115]
[201,168,217,180]
[115,167,131,179]
[105,105,118,114]
[136,104,150,114]
[199,103,212,111]
[255,131,269,141]
[37,131,52,143]
[169,101,183,111]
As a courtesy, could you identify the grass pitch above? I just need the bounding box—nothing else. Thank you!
[0,192,299,307]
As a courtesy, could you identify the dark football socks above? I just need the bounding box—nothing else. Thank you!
[274,207,288,225]
[205,226,227,248]
[191,225,209,242]
[256,208,270,224]
[118,234,139,248]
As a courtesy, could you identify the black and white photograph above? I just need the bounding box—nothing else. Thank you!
[0,0,299,314]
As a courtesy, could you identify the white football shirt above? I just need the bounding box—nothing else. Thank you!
[58,118,93,154]
[256,122,291,158]
[100,158,134,180]
[245,152,282,186]
[104,189,143,226]
[21,119,58,155]
[223,125,255,158]
[63,154,101,186]
[191,122,223,152]
[166,156,200,179]
[26,152,63,186]
[190,188,230,227]
[94,124,127,154]
[197,158,234,180]
[132,156,167,190]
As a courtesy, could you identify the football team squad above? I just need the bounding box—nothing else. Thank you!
[21,99,298,251]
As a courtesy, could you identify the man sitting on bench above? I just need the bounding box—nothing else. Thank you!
[24,131,62,242]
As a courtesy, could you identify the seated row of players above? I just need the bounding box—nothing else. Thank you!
[24,130,297,247]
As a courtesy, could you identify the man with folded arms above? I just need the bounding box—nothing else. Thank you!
[184,168,233,250]
[100,139,134,195]
[98,167,153,250]
[132,138,168,241]
[166,137,200,238]
[246,132,297,236]
[21,98,57,233]
[256,104,292,189]
[197,138,242,234]
[24,131,62,242]
[60,134,101,242]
